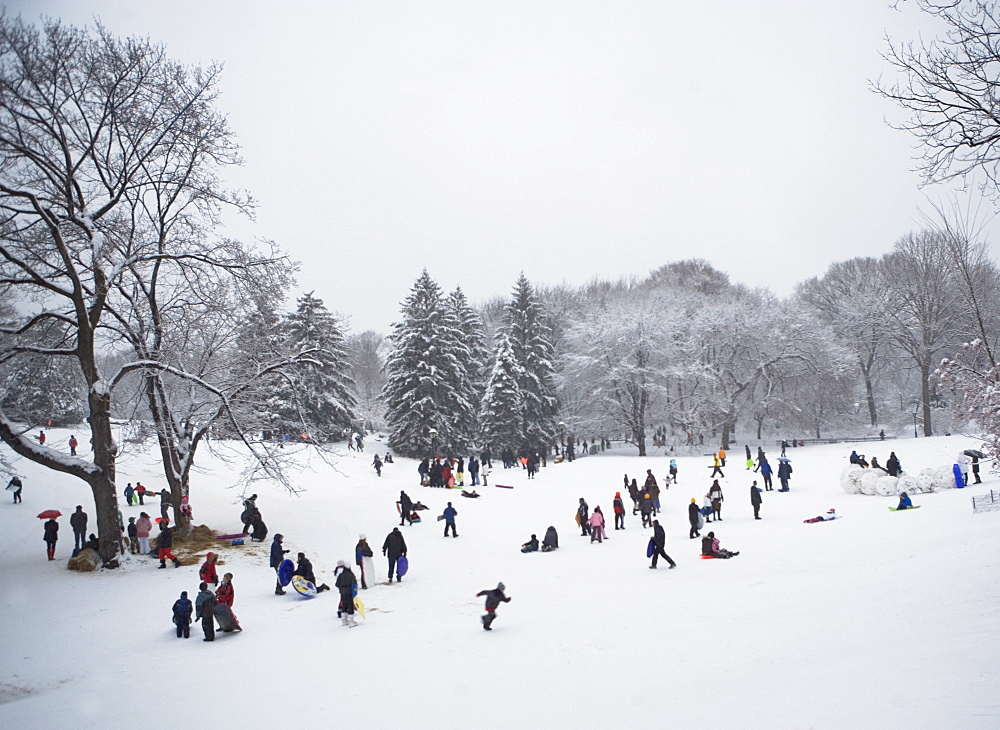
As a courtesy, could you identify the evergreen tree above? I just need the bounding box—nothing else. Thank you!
[382,271,476,457]
[275,292,357,440]
[479,332,525,452]
[447,286,488,443]
[505,274,559,450]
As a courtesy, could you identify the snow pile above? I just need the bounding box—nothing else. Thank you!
[918,465,962,491]
[841,466,936,495]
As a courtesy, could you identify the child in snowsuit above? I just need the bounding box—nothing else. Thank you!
[477,582,511,630]
[156,521,181,568]
[172,591,193,638]
[127,517,138,554]
[195,582,216,641]
[589,506,607,543]
[335,561,359,627]
[200,551,219,586]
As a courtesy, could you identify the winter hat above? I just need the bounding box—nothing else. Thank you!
[180,591,188,598]
[447,502,452,507]
[691,498,696,503]
[336,559,345,567]
[707,532,715,538]
[644,493,650,499]
[828,508,836,513]
[615,492,620,497]
[359,534,366,540]
[497,582,505,591]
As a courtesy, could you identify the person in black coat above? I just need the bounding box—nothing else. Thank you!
[750,481,763,519]
[541,526,559,551]
[270,533,289,595]
[688,498,701,539]
[294,552,330,592]
[43,517,58,560]
[7,475,22,503]
[886,452,901,478]
[382,527,407,582]
[335,562,358,626]
[649,520,676,569]
[398,491,414,526]
[70,505,87,552]
[476,582,511,630]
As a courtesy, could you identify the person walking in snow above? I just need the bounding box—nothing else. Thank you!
[135,482,147,505]
[759,458,773,490]
[476,582,511,631]
[750,481,762,519]
[627,478,640,515]
[710,454,725,478]
[382,527,407,583]
[398,490,414,526]
[669,458,678,484]
[577,497,591,537]
[373,454,383,477]
[612,492,625,530]
[709,479,724,521]
[688,498,701,539]
[335,560,359,627]
[649,519,676,569]
[270,533,290,595]
[172,590,193,639]
[123,483,135,506]
[195,582,217,641]
[443,501,458,537]
[43,517,58,560]
[7,475,22,504]
[355,535,374,589]
[639,492,654,528]
[589,506,607,543]
[70,505,87,553]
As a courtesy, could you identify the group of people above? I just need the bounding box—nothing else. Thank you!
[170,566,241,641]
[850,450,902,477]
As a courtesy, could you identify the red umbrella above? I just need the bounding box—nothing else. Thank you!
[37,509,62,519]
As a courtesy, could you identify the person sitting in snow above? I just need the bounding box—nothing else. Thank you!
[896,492,913,510]
[294,551,330,592]
[541,526,559,552]
[700,531,738,558]
[520,534,539,553]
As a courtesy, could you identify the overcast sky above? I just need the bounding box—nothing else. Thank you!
[8,1,995,333]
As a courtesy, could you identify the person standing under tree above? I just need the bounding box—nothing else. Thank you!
[68,434,78,456]
[70,505,87,552]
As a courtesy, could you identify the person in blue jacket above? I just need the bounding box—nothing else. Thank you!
[896,491,913,510]
[759,459,773,491]
[172,591,193,638]
[777,460,792,491]
[270,533,289,595]
[443,502,458,537]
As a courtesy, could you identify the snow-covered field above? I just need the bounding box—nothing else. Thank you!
[1,431,998,729]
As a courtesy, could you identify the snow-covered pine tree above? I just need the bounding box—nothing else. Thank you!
[447,286,488,444]
[275,292,357,440]
[479,332,525,453]
[504,273,559,451]
[382,271,476,457]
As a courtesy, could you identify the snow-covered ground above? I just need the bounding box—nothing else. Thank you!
[1,431,998,728]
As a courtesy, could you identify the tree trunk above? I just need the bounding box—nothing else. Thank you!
[861,362,878,427]
[721,420,731,451]
[920,361,933,436]
[87,387,121,564]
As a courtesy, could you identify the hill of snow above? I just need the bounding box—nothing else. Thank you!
[0,431,998,728]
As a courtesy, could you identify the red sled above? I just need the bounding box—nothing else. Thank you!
[217,532,248,540]
[699,554,718,559]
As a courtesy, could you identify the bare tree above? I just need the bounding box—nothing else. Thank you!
[875,0,1000,197]
[0,17,294,559]
[348,330,388,433]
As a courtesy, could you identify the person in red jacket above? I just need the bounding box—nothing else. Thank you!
[612,492,625,530]
[199,552,219,585]
[215,572,242,632]
[135,482,147,505]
